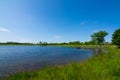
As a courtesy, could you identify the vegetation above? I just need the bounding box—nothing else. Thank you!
[91,31,108,45]
[6,46,120,80]
[0,31,109,46]
[0,41,101,46]
[0,42,35,46]
[112,28,120,48]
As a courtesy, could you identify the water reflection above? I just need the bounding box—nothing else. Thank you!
[91,48,106,55]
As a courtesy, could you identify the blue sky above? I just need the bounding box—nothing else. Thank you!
[0,0,120,43]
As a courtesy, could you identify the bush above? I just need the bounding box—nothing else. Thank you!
[112,28,120,48]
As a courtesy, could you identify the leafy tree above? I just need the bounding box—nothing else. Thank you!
[91,31,108,44]
[112,28,120,48]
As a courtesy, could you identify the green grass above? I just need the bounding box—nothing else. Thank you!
[6,45,120,80]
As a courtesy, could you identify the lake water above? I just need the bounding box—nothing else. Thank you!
[0,46,97,78]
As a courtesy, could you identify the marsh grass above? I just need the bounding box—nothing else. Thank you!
[7,46,120,80]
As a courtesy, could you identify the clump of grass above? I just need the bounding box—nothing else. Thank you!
[7,71,38,80]
[7,46,120,80]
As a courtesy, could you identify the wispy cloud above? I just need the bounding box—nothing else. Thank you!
[0,28,10,32]
[54,35,61,39]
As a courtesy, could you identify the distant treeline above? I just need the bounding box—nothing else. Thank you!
[0,41,111,46]
[0,42,35,45]
[37,41,111,46]
[2,28,120,47]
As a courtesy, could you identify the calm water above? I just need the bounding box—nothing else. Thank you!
[0,46,96,77]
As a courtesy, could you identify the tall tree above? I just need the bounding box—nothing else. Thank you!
[112,28,120,48]
[91,31,108,44]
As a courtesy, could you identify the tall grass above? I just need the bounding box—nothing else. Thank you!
[7,46,120,80]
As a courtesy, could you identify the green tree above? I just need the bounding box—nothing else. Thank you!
[112,28,120,48]
[91,31,108,44]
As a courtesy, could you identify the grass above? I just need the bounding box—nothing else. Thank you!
[6,45,120,80]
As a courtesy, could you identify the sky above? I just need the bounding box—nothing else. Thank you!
[0,0,120,43]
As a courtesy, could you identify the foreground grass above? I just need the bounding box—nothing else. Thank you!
[7,46,120,80]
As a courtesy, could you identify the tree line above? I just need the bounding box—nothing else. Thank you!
[34,28,120,48]
[0,28,120,48]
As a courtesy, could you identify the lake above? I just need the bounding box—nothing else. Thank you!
[0,46,98,78]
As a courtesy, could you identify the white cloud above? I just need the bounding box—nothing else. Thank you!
[0,28,10,32]
[54,36,61,39]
